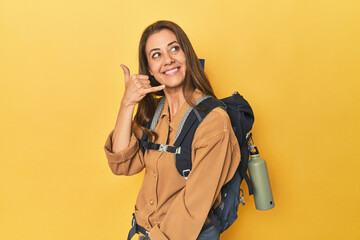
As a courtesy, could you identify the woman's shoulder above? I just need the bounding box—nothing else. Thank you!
[204,107,231,128]
[193,107,234,143]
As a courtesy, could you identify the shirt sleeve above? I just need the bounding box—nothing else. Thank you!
[104,129,145,176]
[149,108,241,240]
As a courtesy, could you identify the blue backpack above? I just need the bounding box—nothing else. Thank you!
[138,92,255,233]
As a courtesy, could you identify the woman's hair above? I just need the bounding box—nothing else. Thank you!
[134,20,216,139]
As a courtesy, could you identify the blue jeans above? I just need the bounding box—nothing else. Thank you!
[139,226,220,240]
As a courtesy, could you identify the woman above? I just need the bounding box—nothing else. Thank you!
[104,20,240,240]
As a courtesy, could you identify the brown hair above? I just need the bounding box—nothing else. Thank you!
[134,20,216,139]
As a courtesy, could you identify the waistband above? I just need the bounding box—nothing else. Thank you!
[128,213,214,240]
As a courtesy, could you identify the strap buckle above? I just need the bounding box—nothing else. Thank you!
[182,169,190,180]
[158,144,168,152]
[175,147,181,154]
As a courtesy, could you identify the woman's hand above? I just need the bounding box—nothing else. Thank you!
[120,64,165,107]
[111,64,164,153]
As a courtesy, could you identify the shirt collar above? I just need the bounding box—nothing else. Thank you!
[159,89,204,130]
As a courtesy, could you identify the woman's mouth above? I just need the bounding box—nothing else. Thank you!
[163,67,180,76]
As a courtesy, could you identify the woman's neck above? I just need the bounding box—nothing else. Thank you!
[164,87,186,122]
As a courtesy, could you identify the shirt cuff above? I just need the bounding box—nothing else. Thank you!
[150,225,169,240]
[103,130,139,163]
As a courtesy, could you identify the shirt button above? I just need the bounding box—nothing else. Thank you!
[150,199,154,205]
[153,172,157,177]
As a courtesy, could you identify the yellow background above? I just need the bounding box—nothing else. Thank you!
[1,0,359,239]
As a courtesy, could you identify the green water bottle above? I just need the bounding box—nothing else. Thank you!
[248,147,275,210]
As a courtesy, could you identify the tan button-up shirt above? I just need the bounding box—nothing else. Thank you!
[104,90,240,240]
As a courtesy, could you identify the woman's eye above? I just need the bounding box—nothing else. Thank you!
[171,46,180,52]
[152,52,160,58]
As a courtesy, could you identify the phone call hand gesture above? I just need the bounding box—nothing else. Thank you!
[120,64,165,108]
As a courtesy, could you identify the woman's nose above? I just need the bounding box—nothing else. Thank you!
[163,52,174,65]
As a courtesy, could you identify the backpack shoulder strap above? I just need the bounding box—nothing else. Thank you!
[173,96,225,179]
[173,95,215,144]
[149,97,166,131]
[139,97,166,154]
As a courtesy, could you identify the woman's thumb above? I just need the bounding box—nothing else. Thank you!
[120,64,130,83]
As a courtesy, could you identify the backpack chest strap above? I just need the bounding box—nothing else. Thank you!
[139,140,181,154]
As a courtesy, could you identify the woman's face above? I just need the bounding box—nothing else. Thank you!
[146,29,186,90]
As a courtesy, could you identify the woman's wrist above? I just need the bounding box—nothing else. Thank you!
[120,99,136,109]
